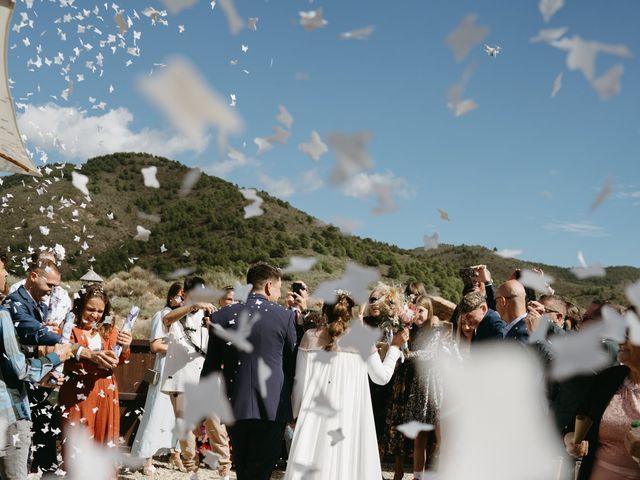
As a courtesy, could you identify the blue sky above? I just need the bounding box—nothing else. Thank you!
[6,0,640,268]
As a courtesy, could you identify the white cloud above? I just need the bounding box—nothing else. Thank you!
[18,103,206,160]
[205,146,258,178]
[544,222,609,237]
[259,173,295,198]
[299,169,323,192]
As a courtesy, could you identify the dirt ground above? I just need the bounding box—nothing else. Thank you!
[117,456,423,479]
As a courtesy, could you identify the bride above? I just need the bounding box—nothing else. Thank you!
[284,292,409,479]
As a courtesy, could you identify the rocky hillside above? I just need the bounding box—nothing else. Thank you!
[0,152,637,306]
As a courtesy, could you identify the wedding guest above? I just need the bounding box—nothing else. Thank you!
[9,247,72,332]
[564,330,640,479]
[59,284,132,450]
[284,292,409,479]
[202,285,237,480]
[0,252,8,302]
[458,291,505,346]
[161,277,214,472]
[450,265,496,329]
[3,258,65,474]
[131,282,184,475]
[218,286,235,307]
[456,313,475,354]
[495,280,529,342]
[404,281,427,303]
[202,262,297,480]
[406,296,459,478]
[286,280,310,344]
[0,306,72,480]
[363,283,396,455]
[539,294,568,330]
[384,293,432,480]
[565,302,583,331]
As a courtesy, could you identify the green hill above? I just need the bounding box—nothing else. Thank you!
[1,152,637,307]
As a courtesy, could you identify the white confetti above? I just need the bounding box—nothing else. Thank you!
[340,25,375,41]
[328,427,345,446]
[257,357,272,399]
[326,131,373,185]
[299,8,328,31]
[592,64,624,100]
[179,168,202,196]
[211,310,259,353]
[396,421,435,439]
[71,171,90,196]
[539,0,565,23]
[518,269,554,293]
[312,262,380,306]
[550,73,563,98]
[240,188,264,218]
[140,166,160,188]
[276,105,293,129]
[137,57,243,152]
[446,14,488,62]
[133,225,151,242]
[298,131,328,161]
[423,232,439,251]
[282,256,317,274]
[495,248,523,259]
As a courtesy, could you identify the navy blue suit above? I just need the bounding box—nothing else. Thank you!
[201,292,297,480]
[504,317,529,343]
[472,309,506,344]
[2,286,63,473]
[2,286,61,347]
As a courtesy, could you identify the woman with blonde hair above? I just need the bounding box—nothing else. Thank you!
[284,292,409,479]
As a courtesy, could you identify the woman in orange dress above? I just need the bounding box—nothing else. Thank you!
[60,284,132,448]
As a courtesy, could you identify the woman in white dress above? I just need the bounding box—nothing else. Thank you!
[285,293,409,480]
[131,282,184,475]
[160,277,214,471]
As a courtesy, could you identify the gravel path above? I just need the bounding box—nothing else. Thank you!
[118,457,419,479]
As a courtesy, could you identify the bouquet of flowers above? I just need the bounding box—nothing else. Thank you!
[371,283,414,358]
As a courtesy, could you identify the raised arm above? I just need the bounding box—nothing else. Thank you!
[8,300,62,346]
[367,345,402,385]
[163,302,215,327]
[1,310,65,383]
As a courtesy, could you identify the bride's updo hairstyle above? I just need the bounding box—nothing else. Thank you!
[323,291,356,351]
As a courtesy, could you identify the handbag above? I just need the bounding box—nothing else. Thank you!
[144,368,160,385]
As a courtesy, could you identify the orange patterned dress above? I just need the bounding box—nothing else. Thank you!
[59,326,130,446]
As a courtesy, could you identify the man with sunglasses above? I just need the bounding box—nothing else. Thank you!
[538,295,568,330]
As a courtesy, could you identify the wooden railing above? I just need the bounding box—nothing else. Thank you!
[114,339,155,447]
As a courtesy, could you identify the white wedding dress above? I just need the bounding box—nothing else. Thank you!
[284,328,401,480]
[131,308,179,458]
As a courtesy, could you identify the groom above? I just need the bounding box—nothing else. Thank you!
[202,262,297,480]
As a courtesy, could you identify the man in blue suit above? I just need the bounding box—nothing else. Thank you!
[458,291,506,345]
[2,258,64,474]
[2,259,63,351]
[495,280,530,342]
[202,262,297,480]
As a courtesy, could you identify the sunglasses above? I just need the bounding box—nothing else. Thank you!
[369,297,378,304]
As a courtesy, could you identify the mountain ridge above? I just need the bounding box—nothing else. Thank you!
[0,152,637,306]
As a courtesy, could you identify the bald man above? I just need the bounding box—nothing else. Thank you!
[494,280,529,342]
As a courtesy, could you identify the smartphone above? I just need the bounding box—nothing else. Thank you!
[458,267,477,290]
[291,282,304,297]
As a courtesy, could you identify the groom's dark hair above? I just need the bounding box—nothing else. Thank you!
[247,262,281,290]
